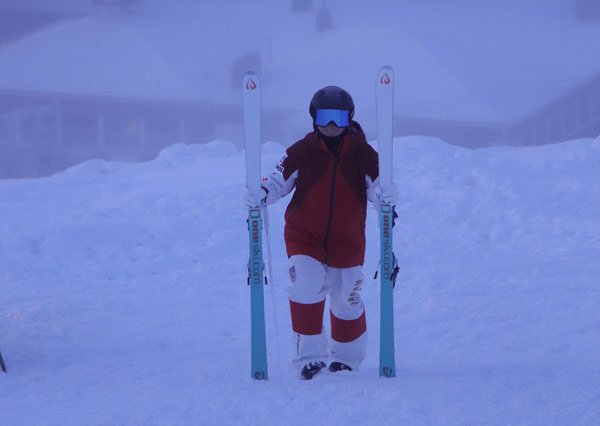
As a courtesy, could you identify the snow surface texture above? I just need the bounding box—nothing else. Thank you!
[1,136,599,425]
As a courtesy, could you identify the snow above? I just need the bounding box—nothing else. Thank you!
[1,135,599,425]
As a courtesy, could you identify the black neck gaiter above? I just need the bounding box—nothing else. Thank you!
[315,126,347,154]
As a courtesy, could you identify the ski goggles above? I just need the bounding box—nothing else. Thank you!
[314,109,351,128]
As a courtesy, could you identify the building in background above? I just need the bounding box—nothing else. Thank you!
[1,1,600,177]
[0,2,290,177]
[396,71,600,148]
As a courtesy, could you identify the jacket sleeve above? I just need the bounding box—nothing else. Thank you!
[363,143,381,206]
[260,145,301,205]
[367,176,380,207]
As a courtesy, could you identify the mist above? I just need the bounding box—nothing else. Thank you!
[1,0,600,178]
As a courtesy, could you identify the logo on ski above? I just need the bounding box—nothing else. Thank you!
[246,79,257,90]
[380,73,391,85]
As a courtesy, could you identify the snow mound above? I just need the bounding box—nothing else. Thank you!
[0,136,598,425]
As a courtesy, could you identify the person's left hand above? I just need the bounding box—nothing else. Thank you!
[380,182,399,205]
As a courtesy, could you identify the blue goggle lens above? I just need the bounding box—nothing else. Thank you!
[315,109,350,127]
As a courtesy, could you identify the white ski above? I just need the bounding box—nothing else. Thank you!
[242,71,268,380]
[376,65,396,378]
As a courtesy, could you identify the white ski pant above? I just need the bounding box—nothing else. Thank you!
[287,255,367,371]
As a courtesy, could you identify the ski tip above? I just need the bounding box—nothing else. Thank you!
[243,71,260,91]
[377,66,394,86]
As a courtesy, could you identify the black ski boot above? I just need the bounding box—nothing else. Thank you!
[328,362,352,373]
[300,361,326,380]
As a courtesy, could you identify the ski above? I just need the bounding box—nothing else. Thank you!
[0,351,6,373]
[376,65,396,378]
[243,71,268,380]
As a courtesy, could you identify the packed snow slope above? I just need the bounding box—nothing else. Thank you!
[0,136,599,425]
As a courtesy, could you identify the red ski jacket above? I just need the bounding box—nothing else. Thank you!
[263,122,379,268]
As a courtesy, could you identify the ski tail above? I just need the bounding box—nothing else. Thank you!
[376,65,396,378]
[376,66,394,190]
[243,72,262,197]
[243,71,268,380]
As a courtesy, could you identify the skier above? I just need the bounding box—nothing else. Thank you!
[244,85,399,380]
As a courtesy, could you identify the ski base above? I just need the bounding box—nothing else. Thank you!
[379,203,396,377]
[248,208,268,380]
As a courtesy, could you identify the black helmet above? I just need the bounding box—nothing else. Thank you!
[309,86,355,120]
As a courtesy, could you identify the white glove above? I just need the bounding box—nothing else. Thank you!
[243,187,267,208]
[373,182,399,211]
[380,182,399,205]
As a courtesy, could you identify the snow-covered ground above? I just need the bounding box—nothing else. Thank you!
[0,135,599,425]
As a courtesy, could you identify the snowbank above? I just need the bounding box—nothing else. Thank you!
[0,136,598,425]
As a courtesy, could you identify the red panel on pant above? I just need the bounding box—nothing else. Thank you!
[330,310,366,343]
[289,300,325,335]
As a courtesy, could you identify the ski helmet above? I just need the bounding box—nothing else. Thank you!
[309,86,355,121]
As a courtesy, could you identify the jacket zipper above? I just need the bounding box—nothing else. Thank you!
[323,150,340,263]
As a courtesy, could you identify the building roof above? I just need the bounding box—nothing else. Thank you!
[1,0,600,128]
[0,16,199,103]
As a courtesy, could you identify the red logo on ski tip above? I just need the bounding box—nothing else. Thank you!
[246,79,257,90]
[380,73,391,85]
